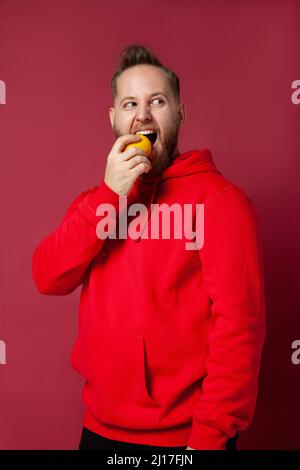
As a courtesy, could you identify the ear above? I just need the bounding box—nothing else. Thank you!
[178,102,186,126]
[109,107,115,128]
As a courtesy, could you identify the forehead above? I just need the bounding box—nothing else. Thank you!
[116,64,170,99]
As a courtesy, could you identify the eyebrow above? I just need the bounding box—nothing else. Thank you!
[120,92,168,105]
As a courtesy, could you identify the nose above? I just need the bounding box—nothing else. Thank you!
[136,102,152,122]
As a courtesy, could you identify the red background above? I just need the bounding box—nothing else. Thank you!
[0,0,299,449]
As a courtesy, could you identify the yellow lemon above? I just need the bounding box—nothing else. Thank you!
[124,133,152,157]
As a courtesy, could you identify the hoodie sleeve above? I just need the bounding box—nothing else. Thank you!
[32,180,122,296]
[188,186,266,450]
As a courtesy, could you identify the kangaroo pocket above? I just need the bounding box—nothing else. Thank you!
[71,323,161,429]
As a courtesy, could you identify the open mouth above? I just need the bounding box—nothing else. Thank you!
[135,131,158,145]
[147,132,158,145]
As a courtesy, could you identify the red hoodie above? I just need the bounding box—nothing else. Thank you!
[32,148,266,450]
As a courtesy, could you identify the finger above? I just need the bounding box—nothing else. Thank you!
[113,134,141,153]
[126,155,151,170]
[121,146,147,162]
[130,162,151,176]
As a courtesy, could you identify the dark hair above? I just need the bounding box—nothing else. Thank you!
[111,43,180,103]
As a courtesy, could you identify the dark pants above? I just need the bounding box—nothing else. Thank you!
[78,426,239,451]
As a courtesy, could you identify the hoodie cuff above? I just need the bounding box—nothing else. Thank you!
[88,180,121,207]
[78,180,125,228]
[187,421,228,450]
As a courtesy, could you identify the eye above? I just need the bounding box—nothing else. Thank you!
[124,102,136,108]
[152,98,164,104]
[123,98,164,109]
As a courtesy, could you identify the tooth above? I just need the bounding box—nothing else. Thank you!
[136,130,155,134]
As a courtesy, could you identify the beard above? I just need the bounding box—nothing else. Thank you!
[149,116,181,175]
[112,115,181,176]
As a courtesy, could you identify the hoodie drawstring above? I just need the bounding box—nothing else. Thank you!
[134,176,160,242]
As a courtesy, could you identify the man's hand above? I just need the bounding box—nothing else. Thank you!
[104,134,152,196]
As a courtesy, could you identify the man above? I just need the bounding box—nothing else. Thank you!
[32,44,266,451]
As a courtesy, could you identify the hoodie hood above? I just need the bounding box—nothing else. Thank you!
[132,148,222,242]
[140,148,221,184]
